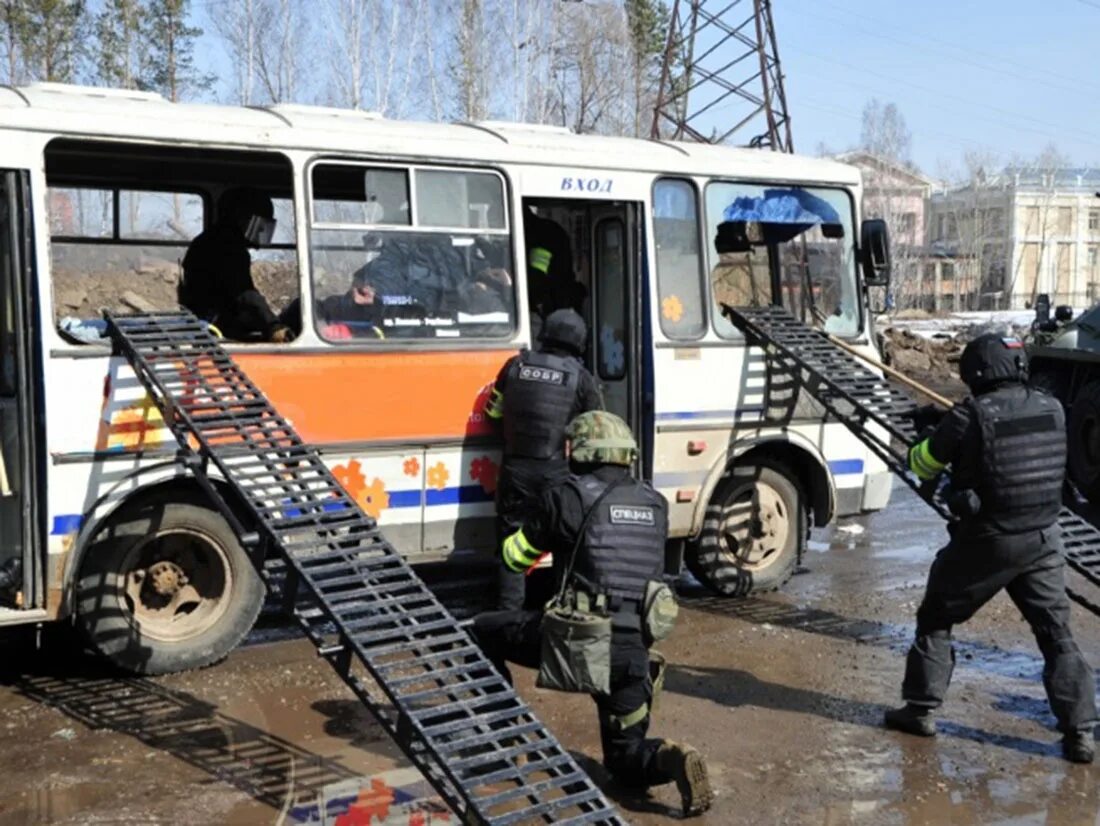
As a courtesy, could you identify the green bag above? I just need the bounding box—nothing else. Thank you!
[536,477,625,697]
[537,590,612,695]
[643,580,679,646]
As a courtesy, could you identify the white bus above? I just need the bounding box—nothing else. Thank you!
[0,83,893,672]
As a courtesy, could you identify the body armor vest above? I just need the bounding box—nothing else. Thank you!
[502,349,580,459]
[959,385,1065,534]
[565,474,666,625]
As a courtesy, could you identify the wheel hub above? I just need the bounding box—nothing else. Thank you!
[147,560,188,597]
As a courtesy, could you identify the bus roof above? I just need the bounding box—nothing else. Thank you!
[0,83,861,187]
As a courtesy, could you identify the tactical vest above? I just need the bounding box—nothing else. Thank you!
[963,386,1066,534]
[501,349,581,459]
[566,474,667,628]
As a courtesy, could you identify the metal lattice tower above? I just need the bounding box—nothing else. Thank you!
[651,0,793,151]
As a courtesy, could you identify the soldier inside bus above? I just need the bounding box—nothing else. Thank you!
[180,187,294,343]
[710,220,770,309]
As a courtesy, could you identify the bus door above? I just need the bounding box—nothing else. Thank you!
[0,170,39,612]
[589,204,643,458]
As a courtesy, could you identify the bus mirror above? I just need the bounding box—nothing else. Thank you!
[860,218,891,288]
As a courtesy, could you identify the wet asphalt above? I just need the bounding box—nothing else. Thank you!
[0,486,1097,825]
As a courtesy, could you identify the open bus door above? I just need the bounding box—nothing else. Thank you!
[589,204,643,475]
[0,170,41,615]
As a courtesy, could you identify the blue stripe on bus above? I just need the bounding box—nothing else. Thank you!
[655,407,764,422]
[828,459,865,475]
[51,514,84,535]
[425,485,495,506]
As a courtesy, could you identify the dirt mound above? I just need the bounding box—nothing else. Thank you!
[51,246,298,322]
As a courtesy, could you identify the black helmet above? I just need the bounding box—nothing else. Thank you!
[539,308,586,355]
[217,187,276,246]
[959,333,1028,393]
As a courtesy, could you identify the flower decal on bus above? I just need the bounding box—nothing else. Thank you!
[469,456,499,495]
[427,462,449,491]
[661,294,684,323]
[332,459,390,519]
[403,456,420,477]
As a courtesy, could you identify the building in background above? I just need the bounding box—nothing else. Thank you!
[837,152,942,311]
[928,168,1100,311]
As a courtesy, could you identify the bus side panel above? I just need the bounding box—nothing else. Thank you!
[650,342,882,536]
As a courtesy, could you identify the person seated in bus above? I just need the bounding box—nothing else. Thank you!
[524,205,577,319]
[711,220,769,308]
[316,264,386,339]
[180,187,293,343]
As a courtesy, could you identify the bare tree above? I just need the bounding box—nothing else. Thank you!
[213,0,256,104]
[451,0,489,120]
[254,0,302,103]
[1,1,26,84]
[858,99,924,310]
[1008,143,1072,308]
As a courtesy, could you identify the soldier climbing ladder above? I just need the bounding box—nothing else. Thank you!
[104,311,625,826]
[721,304,1100,617]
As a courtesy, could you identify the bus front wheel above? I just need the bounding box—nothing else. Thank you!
[76,499,264,675]
[686,461,804,597]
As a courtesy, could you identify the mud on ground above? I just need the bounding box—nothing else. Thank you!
[0,489,1096,825]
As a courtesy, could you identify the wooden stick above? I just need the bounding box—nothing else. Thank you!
[826,333,954,409]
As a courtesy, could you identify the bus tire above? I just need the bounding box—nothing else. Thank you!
[75,500,264,675]
[686,461,804,597]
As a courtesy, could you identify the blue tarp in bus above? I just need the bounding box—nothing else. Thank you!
[722,188,841,226]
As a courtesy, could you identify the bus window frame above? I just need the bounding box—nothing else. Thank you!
[651,175,708,342]
[48,183,213,249]
[703,179,863,341]
[304,156,519,347]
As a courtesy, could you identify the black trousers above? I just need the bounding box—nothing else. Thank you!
[471,610,672,788]
[494,457,568,611]
[902,528,1097,732]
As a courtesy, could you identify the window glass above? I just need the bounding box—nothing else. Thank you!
[595,219,627,380]
[119,190,203,241]
[415,169,506,230]
[309,163,514,342]
[49,188,113,238]
[653,179,706,339]
[312,165,410,226]
[705,182,860,338]
[269,197,296,246]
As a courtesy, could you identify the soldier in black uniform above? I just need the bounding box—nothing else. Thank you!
[887,333,1097,763]
[471,411,713,816]
[484,308,603,610]
[180,187,292,343]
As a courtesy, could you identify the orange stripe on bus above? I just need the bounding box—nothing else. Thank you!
[234,349,516,444]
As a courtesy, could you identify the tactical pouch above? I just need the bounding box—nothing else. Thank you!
[642,580,678,646]
[537,590,612,696]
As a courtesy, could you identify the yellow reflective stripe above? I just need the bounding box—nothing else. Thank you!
[502,530,543,573]
[908,439,945,481]
[529,246,552,274]
[485,388,504,420]
[611,702,649,731]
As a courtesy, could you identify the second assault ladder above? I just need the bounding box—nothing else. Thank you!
[105,311,625,826]
[722,304,1100,617]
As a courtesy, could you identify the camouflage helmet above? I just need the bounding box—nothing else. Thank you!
[566,411,637,466]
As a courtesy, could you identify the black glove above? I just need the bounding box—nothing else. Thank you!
[904,403,945,433]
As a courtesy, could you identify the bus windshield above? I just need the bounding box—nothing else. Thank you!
[705,182,860,338]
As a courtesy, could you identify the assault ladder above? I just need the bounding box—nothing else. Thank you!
[721,304,1100,617]
[105,311,625,826]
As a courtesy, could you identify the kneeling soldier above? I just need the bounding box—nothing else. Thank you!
[471,411,714,815]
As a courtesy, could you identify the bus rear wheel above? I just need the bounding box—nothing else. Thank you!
[76,499,264,675]
[686,461,804,596]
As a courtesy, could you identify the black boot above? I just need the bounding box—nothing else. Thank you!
[884,704,937,737]
[1062,727,1095,764]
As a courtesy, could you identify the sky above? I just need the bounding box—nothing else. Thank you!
[771,0,1100,177]
[188,0,1100,180]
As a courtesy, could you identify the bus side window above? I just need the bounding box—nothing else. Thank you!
[309,163,515,342]
[653,178,706,340]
